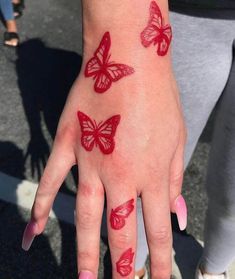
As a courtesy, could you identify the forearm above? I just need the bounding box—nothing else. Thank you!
[82,0,170,34]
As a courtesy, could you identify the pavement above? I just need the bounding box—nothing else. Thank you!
[0,0,235,278]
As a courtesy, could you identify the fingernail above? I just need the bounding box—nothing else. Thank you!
[175,195,187,231]
[22,221,38,251]
[79,271,95,279]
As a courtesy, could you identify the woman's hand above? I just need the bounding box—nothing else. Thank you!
[22,1,187,278]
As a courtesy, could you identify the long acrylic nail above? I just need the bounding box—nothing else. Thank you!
[22,221,38,251]
[175,195,187,231]
[79,271,95,279]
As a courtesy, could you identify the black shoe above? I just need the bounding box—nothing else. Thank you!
[4,32,20,47]
[13,0,25,19]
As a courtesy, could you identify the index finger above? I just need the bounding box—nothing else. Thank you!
[22,142,75,251]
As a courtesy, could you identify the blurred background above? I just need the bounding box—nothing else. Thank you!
[0,0,232,278]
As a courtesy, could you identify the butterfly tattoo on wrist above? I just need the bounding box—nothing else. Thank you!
[141,1,172,56]
[77,111,120,155]
[110,199,134,230]
[84,32,135,93]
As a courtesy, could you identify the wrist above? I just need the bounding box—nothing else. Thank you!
[82,0,171,59]
[80,0,174,102]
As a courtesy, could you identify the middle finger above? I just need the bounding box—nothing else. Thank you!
[106,184,137,279]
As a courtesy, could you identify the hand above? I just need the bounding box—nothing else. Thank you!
[22,1,187,278]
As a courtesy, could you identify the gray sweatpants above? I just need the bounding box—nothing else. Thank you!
[136,8,235,274]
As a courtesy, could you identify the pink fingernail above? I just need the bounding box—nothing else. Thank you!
[175,195,187,231]
[79,271,95,279]
[22,221,38,251]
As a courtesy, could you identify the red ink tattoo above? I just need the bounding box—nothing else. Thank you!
[140,1,172,56]
[77,111,120,155]
[116,248,134,277]
[110,199,134,230]
[84,32,135,93]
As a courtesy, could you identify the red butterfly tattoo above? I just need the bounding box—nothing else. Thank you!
[140,1,172,56]
[110,199,134,230]
[84,32,135,93]
[116,248,135,277]
[77,111,120,155]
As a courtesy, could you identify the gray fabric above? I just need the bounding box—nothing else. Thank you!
[136,10,235,273]
[201,49,235,273]
[170,0,235,9]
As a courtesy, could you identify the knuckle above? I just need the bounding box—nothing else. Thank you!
[151,269,171,279]
[32,199,48,221]
[152,259,171,271]
[101,157,129,182]
[77,209,97,230]
[109,232,132,250]
[171,170,184,186]
[148,226,171,246]
[77,250,98,270]
[151,258,172,279]
[79,183,104,199]
[55,125,76,145]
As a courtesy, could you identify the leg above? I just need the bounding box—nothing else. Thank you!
[136,11,235,274]
[200,42,235,274]
[0,0,14,20]
[0,0,19,46]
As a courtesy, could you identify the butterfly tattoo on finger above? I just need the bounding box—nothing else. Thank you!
[84,32,135,93]
[141,1,172,56]
[110,199,134,230]
[116,248,135,277]
[77,111,120,155]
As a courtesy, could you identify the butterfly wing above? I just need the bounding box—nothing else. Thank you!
[118,265,132,277]
[96,115,121,154]
[156,25,172,56]
[116,248,134,277]
[149,0,163,28]
[94,72,112,93]
[77,111,96,151]
[84,57,101,77]
[110,210,125,230]
[84,32,111,77]
[110,199,135,230]
[141,24,160,47]
[141,1,163,47]
[106,64,134,82]
[94,31,111,65]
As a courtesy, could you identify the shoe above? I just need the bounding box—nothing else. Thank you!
[13,0,25,18]
[4,32,20,47]
[195,267,229,279]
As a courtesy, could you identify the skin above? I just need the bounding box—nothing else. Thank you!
[110,199,135,230]
[23,1,187,278]
[116,248,135,276]
[84,32,135,94]
[5,20,19,47]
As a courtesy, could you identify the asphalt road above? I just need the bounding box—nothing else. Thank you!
[0,0,218,278]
